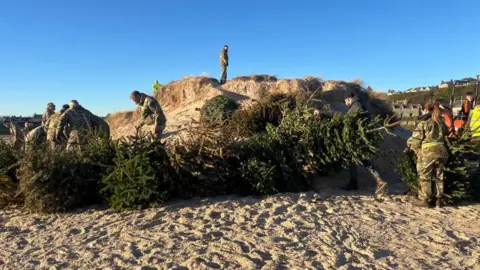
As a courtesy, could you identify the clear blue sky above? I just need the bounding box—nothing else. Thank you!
[1,0,479,116]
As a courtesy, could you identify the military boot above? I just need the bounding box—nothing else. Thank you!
[411,198,429,208]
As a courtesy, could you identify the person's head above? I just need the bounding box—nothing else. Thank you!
[69,100,79,109]
[422,101,441,124]
[223,45,228,51]
[130,90,141,104]
[47,102,56,112]
[25,122,33,129]
[3,119,10,128]
[466,92,474,102]
[60,104,70,114]
[344,90,355,107]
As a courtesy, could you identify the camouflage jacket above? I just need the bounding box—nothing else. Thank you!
[57,107,90,140]
[138,93,166,126]
[42,110,55,127]
[46,112,63,141]
[9,123,24,142]
[408,113,448,159]
[25,126,46,146]
[220,48,229,66]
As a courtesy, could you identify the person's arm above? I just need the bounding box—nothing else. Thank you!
[138,103,149,127]
[409,122,425,151]
[57,113,68,139]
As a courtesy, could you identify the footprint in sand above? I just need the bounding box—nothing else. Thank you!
[273,205,288,215]
[254,212,270,226]
[272,237,291,243]
[68,228,82,235]
[232,240,251,253]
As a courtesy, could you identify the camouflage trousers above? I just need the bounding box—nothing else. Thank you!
[416,156,447,200]
[220,65,227,83]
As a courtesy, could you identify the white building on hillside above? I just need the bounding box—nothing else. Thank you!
[438,78,477,88]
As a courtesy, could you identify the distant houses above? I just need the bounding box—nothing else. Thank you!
[0,114,42,127]
[438,77,477,88]
[387,76,478,96]
[404,86,435,94]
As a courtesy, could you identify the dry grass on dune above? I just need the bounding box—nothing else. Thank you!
[108,76,393,140]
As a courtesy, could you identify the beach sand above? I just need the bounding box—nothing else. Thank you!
[1,191,479,269]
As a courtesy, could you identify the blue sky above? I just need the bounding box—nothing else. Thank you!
[1,0,479,116]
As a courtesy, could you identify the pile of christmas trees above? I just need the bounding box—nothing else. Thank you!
[0,92,395,212]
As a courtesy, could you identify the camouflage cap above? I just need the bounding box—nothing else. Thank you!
[47,102,55,107]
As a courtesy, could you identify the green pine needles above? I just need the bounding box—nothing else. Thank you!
[397,132,480,203]
[201,95,240,124]
[102,128,172,211]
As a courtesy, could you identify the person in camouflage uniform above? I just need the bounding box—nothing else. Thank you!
[408,102,449,208]
[343,90,388,200]
[46,104,70,148]
[23,122,34,138]
[42,102,56,127]
[219,45,229,84]
[3,119,24,150]
[57,100,90,151]
[130,90,167,138]
[24,126,46,151]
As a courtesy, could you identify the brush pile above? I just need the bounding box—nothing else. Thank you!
[1,93,398,212]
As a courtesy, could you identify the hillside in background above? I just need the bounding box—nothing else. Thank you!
[386,84,479,105]
[106,75,392,140]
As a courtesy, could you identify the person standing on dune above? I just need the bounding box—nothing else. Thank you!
[220,45,229,84]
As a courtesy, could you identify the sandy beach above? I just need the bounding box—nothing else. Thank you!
[1,191,479,270]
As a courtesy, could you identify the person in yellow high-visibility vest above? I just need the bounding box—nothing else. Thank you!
[469,105,480,139]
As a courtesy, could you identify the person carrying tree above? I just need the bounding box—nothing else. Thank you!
[342,89,389,200]
[407,102,449,208]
